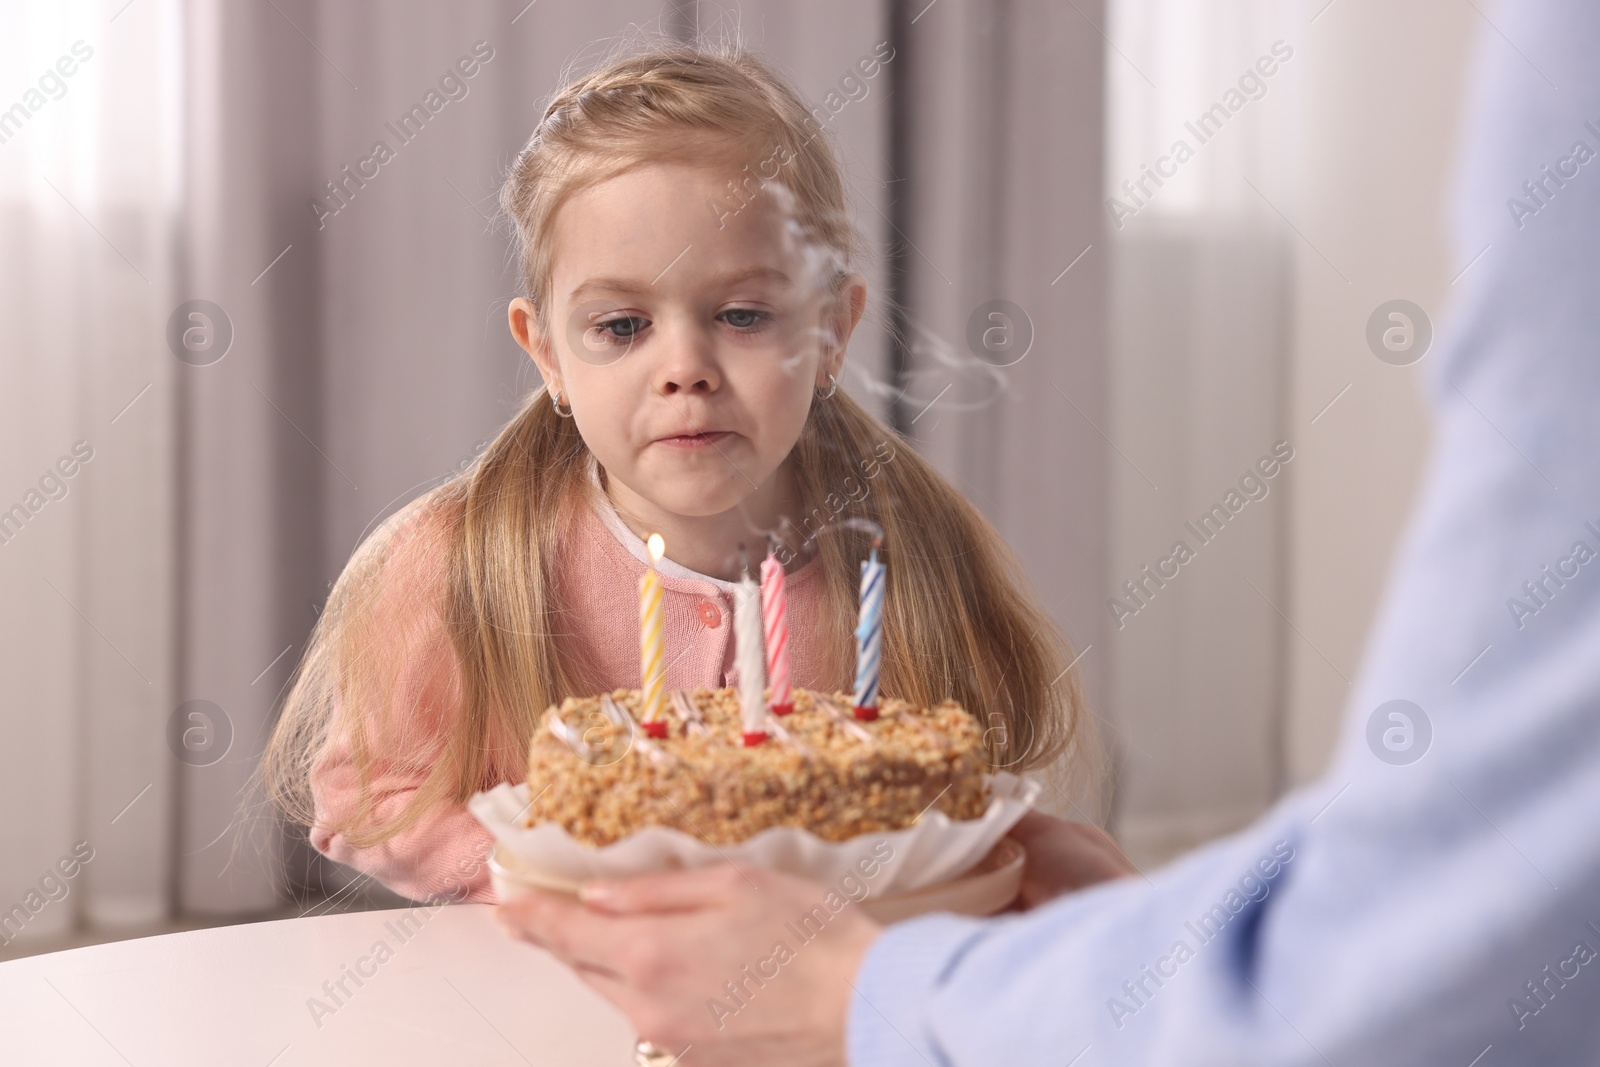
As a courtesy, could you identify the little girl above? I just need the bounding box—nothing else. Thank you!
[264,40,1099,905]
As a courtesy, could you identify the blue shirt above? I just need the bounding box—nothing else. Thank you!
[849,2,1600,1062]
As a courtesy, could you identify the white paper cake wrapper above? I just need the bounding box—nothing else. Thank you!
[467,771,1039,896]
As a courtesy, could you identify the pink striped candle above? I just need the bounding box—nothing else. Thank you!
[760,545,793,715]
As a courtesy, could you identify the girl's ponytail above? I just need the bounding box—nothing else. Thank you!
[797,390,1093,782]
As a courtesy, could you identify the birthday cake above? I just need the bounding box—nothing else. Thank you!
[520,686,990,847]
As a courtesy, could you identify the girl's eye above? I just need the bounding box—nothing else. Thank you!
[719,307,769,330]
[593,316,647,341]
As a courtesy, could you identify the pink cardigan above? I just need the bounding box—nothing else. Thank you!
[308,474,833,904]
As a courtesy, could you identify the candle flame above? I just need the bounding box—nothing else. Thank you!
[647,533,665,563]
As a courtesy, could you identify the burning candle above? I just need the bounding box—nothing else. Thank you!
[640,533,669,738]
[852,537,884,720]
[735,545,768,746]
[760,540,793,716]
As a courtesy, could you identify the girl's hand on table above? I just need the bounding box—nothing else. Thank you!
[1006,810,1139,910]
[495,863,882,1066]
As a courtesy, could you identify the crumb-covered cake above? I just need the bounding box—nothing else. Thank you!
[522,687,990,846]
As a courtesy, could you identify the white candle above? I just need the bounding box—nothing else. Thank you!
[734,548,768,745]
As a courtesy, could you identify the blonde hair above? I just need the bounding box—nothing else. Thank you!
[263,39,1101,852]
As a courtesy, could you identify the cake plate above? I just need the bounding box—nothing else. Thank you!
[488,836,1025,921]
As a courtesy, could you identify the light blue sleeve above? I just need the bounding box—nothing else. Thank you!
[849,2,1600,1062]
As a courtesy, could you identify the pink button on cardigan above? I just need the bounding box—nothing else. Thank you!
[308,479,832,904]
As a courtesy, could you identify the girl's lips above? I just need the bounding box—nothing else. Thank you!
[656,430,733,449]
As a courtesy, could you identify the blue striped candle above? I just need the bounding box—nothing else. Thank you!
[852,544,884,719]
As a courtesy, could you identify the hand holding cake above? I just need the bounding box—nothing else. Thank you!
[497,861,882,1067]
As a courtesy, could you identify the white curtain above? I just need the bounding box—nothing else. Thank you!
[0,0,182,939]
[884,0,1111,820]
[1102,0,1300,862]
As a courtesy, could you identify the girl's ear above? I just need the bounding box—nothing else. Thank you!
[508,296,561,393]
[824,273,869,380]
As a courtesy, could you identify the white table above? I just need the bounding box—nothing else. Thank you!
[0,903,642,1065]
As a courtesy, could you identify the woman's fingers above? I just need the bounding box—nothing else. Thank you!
[578,861,766,914]
[497,887,743,994]
[494,891,648,973]
[494,863,879,1064]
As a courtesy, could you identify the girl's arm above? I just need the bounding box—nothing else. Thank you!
[304,497,505,905]
[1004,810,1139,909]
[309,720,498,905]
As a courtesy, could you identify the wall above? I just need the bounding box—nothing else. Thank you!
[1284,0,1474,786]
[1103,0,1476,865]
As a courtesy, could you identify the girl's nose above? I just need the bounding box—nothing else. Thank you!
[655,322,721,396]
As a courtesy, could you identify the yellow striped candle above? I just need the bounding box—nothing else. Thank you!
[640,533,668,737]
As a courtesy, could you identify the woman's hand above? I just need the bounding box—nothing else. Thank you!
[494,863,882,1066]
[1006,810,1139,910]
